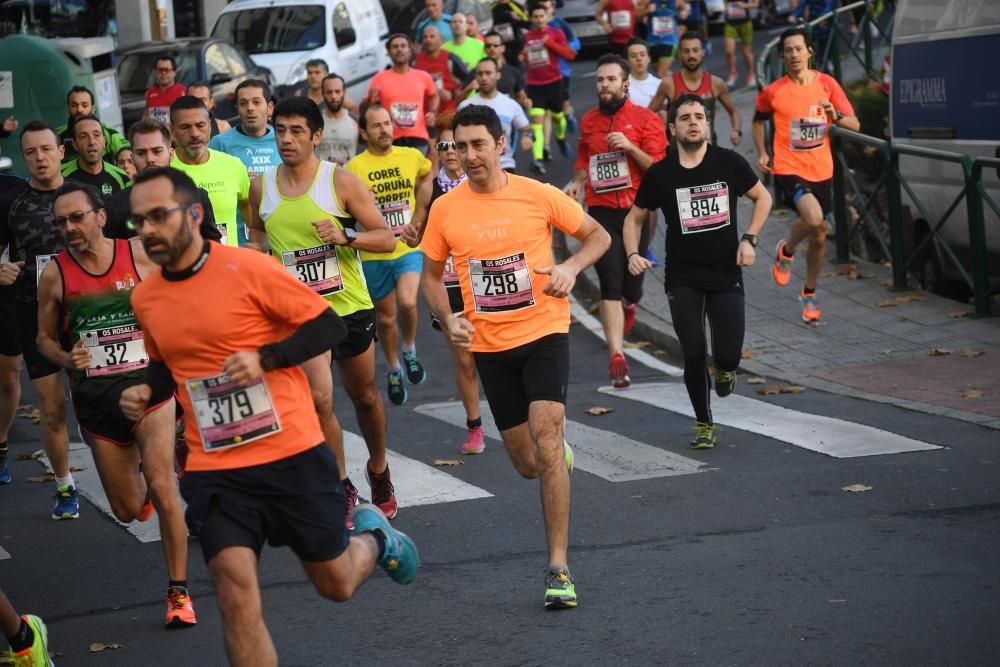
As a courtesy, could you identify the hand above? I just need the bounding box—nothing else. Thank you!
[444,316,476,350]
[565,180,583,201]
[69,338,92,370]
[440,88,453,102]
[425,110,437,128]
[0,261,23,286]
[607,131,634,153]
[736,241,756,267]
[223,351,264,386]
[520,133,533,152]
[400,223,420,248]
[756,154,772,174]
[1,116,16,133]
[819,99,836,120]
[628,253,653,276]
[730,129,742,146]
[367,87,381,104]
[534,264,576,298]
[311,219,347,245]
[120,384,153,421]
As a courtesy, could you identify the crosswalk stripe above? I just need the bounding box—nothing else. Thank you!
[601,382,943,458]
[570,301,684,377]
[0,545,10,560]
[415,401,707,481]
[343,432,493,507]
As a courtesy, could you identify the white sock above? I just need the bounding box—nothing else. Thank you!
[55,473,75,488]
[389,362,401,373]
[402,343,416,354]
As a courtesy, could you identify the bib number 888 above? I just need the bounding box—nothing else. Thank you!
[595,163,620,180]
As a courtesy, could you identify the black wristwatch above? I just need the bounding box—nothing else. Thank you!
[740,233,759,248]
[343,227,357,245]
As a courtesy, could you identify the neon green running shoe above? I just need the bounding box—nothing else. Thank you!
[563,440,574,474]
[7,614,53,667]
[714,368,737,397]
[689,421,718,449]
[544,567,577,610]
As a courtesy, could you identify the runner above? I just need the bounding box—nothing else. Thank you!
[366,34,440,155]
[682,0,712,55]
[723,1,759,88]
[541,0,580,159]
[36,181,196,628]
[1,589,50,666]
[404,122,485,454]
[459,57,533,172]
[169,96,252,246]
[346,105,433,405]
[316,74,359,166]
[645,0,684,77]
[567,54,666,389]
[482,31,531,111]
[416,0,454,43]
[0,173,24,488]
[0,122,78,519]
[247,96,398,526]
[121,165,418,665]
[625,39,661,109]
[490,0,530,63]
[56,85,130,164]
[647,31,743,146]
[753,28,858,322]
[415,25,473,117]
[295,59,330,108]
[420,105,610,608]
[144,56,186,125]
[60,115,131,196]
[186,81,232,137]
[443,13,488,70]
[596,0,638,54]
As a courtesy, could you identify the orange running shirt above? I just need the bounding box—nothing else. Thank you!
[131,243,329,472]
[755,71,853,182]
[366,69,437,141]
[421,174,584,353]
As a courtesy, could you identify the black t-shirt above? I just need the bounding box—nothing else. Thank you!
[635,144,758,290]
[0,181,66,303]
[105,187,222,242]
[498,63,525,98]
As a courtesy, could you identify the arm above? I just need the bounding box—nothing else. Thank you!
[736,181,773,266]
[120,358,176,421]
[538,212,611,297]
[623,205,653,275]
[715,77,743,146]
[609,124,659,172]
[545,36,576,61]
[255,309,347,371]
[36,261,79,370]
[648,77,672,113]
[595,0,612,33]
[406,177,434,246]
[247,176,269,250]
[567,167,588,201]
[316,167,395,253]
[752,116,771,173]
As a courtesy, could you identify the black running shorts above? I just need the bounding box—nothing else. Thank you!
[14,300,60,379]
[333,308,377,360]
[0,287,20,357]
[774,175,832,217]
[527,80,565,113]
[590,206,650,303]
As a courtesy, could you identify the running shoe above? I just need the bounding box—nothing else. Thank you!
[800,290,822,323]
[530,159,547,175]
[746,74,757,88]
[6,614,53,667]
[462,426,485,455]
[387,370,407,405]
[543,567,577,609]
[366,461,398,519]
[622,301,637,337]
[51,483,79,520]
[351,504,419,584]
[344,477,359,531]
[136,492,155,522]
[556,135,570,158]
[563,440,574,474]
[714,368,737,397]
[772,240,794,287]
[725,73,737,87]
[0,452,11,485]
[402,350,427,385]
[689,421,717,449]
[543,147,553,162]
[609,352,631,389]
[567,113,578,134]
[164,586,197,628]
[644,247,659,267]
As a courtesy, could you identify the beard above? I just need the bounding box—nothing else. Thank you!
[678,136,707,151]
[143,220,193,266]
[598,92,627,115]
[683,59,702,72]
[325,99,343,114]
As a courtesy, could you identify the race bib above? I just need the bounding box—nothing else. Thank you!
[391,103,419,129]
[726,3,748,20]
[610,10,632,28]
[676,182,730,234]
[443,255,459,287]
[80,324,148,378]
[379,200,412,236]
[790,112,827,151]
[651,15,675,37]
[589,151,631,194]
[148,107,170,125]
[35,254,54,288]
[188,373,282,452]
[216,224,231,246]
[526,40,549,69]
[496,23,515,42]
[469,253,534,313]
[431,71,444,91]
[281,243,344,296]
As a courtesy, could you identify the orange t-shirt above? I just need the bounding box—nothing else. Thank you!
[755,71,854,182]
[366,69,437,141]
[421,174,584,353]
[131,243,329,472]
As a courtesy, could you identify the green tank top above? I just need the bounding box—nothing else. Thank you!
[260,161,373,316]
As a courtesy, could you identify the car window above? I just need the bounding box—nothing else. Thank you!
[212,6,326,54]
[117,51,198,94]
[332,2,356,49]
[216,42,248,76]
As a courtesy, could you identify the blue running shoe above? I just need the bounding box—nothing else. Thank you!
[0,455,11,485]
[567,113,578,135]
[52,483,79,520]
[351,504,419,584]
[402,350,426,385]
[387,370,407,405]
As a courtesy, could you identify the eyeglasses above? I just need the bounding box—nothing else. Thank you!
[53,209,96,226]
[485,42,503,48]
[127,205,190,231]
[435,141,457,152]
[156,67,174,73]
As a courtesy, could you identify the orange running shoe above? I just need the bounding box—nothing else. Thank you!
[165,586,197,628]
[772,240,794,287]
[800,290,822,322]
[136,493,155,522]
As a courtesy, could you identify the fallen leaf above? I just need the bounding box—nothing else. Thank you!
[841,484,873,493]
[623,340,650,349]
[69,466,86,472]
[89,643,123,653]
[876,299,898,308]
[756,385,783,396]
[847,272,871,280]
[781,385,807,394]
[896,295,925,303]
[432,459,464,466]
[959,389,984,399]
[835,264,858,275]
[15,453,34,461]
[882,280,893,288]
[652,349,667,356]
[586,406,615,416]
[928,348,952,357]
[746,377,767,385]
[26,474,54,483]
[819,271,838,278]
[961,349,984,358]
[741,349,757,359]
[948,310,970,319]
[586,302,600,314]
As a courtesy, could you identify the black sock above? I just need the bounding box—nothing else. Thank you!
[803,286,815,295]
[168,580,188,590]
[366,528,387,559]
[0,441,8,457]
[466,417,482,430]
[342,476,354,489]
[7,618,33,652]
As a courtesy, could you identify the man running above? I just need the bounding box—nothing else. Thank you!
[415,25,473,117]
[753,28,858,322]
[645,0,684,77]
[36,181,196,627]
[248,97,398,526]
[347,105,433,405]
[144,56,186,125]
[490,0,530,63]
[316,74,359,166]
[121,165,418,666]
[57,85,130,164]
[541,0,580,159]
[596,0,638,54]
[648,32,742,146]
[459,58,533,172]
[420,105,610,609]
[0,174,24,487]
[367,35,440,155]
[0,122,78,519]
[483,31,531,110]
[60,115,131,196]
[567,54,666,389]
[625,39,661,109]
[443,13,488,70]
[625,93,772,448]
[723,1,759,88]
[186,81,232,137]
[416,0,453,43]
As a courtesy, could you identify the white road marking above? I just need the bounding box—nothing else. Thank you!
[570,301,684,377]
[0,545,10,560]
[343,432,493,507]
[415,401,707,480]
[602,382,943,458]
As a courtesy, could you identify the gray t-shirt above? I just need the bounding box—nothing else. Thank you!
[317,112,359,166]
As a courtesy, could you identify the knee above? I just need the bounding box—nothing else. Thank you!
[211,566,257,613]
[314,577,353,603]
[510,456,539,479]
[38,397,65,427]
[110,499,139,523]
[0,369,18,397]
[311,389,333,417]
[397,299,417,317]
[348,383,381,411]
[148,477,181,513]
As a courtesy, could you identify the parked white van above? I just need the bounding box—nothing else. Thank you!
[212,0,390,103]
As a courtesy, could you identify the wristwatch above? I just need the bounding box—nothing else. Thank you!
[343,227,357,245]
[740,233,759,247]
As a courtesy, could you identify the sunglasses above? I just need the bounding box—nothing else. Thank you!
[436,141,457,152]
[485,42,503,48]
[127,205,190,231]
[53,208,96,227]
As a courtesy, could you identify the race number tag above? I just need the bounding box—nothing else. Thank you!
[80,324,148,378]
[281,244,344,296]
[676,182,730,234]
[496,22,515,42]
[35,254,54,288]
[391,103,418,129]
[790,107,827,151]
[379,200,412,236]
[216,224,231,246]
[589,151,631,193]
[610,10,631,28]
[443,255,459,287]
[188,373,282,452]
[651,15,675,38]
[469,253,534,313]
[148,107,170,125]
[526,40,549,69]
[431,71,444,91]
[726,3,748,20]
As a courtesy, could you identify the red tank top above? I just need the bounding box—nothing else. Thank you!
[58,238,140,304]
[607,0,636,44]
[672,70,717,129]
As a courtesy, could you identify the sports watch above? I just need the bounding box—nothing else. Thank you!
[740,233,759,247]
[343,227,357,245]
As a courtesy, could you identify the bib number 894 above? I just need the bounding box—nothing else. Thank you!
[689,197,721,218]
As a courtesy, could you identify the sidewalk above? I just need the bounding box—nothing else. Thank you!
[566,87,1000,431]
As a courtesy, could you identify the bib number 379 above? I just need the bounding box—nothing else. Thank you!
[188,373,282,451]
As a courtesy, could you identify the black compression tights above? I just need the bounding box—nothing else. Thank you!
[667,285,745,423]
